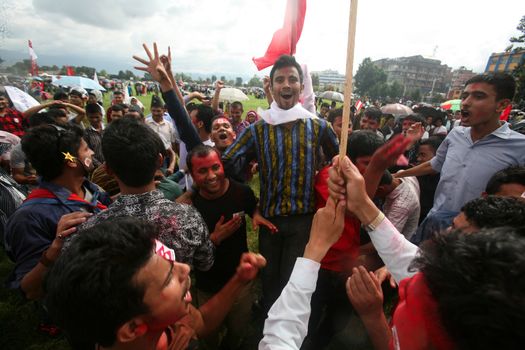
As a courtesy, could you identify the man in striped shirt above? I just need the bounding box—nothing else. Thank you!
[222,55,339,313]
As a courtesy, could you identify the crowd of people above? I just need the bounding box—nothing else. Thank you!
[1,42,525,350]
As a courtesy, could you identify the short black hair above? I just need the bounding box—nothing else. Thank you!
[21,124,84,181]
[465,73,516,101]
[230,101,243,110]
[45,217,156,347]
[85,103,102,115]
[195,104,214,133]
[186,144,221,175]
[485,166,525,195]
[110,104,124,113]
[327,108,343,124]
[363,107,382,122]
[461,195,525,229]
[28,112,55,127]
[419,136,443,154]
[403,113,426,125]
[411,227,525,349]
[113,90,124,95]
[53,90,69,100]
[321,103,330,109]
[270,55,303,85]
[346,130,385,162]
[102,117,164,187]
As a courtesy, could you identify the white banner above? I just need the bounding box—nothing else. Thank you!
[4,86,40,112]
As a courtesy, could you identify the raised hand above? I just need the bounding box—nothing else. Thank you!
[132,43,171,86]
[346,266,384,320]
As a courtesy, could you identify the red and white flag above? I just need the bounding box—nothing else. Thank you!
[355,100,363,113]
[28,40,38,60]
[252,0,307,71]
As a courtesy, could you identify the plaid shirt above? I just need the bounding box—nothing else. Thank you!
[0,109,26,137]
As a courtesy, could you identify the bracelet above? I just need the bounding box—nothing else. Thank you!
[39,249,54,268]
[363,211,385,232]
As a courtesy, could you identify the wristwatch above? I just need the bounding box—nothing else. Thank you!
[363,211,385,232]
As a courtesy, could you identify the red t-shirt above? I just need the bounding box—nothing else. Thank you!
[315,166,361,273]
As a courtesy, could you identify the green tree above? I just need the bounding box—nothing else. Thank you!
[248,75,263,87]
[220,75,226,82]
[311,73,319,87]
[509,15,525,104]
[211,75,217,82]
[409,89,421,102]
[0,57,4,66]
[354,58,387,97]
[235,77,243,87]
[5,60,32,75]
[99,69,109,77]
[389,81,403,99]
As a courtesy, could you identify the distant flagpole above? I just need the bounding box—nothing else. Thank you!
[28,40,38,76]
[93,70,99,83]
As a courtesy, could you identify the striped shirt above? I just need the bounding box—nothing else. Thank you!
[223,118,339,217]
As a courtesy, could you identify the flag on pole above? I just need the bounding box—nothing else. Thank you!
[28,40,39,76]
[252,0,307,71]
[355,100,363,113]
[66,66,74,76]
[93,71,99,83]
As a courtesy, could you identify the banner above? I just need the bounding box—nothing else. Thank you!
[4,86,40,112]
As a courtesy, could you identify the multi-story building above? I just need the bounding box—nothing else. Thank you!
[373,55,451,96]
[313,69,346,91]
[485,49,525,74]
[447,67,477,100]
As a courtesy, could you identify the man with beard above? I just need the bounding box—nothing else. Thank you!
[395,73,525,244]
[4,124,110,299]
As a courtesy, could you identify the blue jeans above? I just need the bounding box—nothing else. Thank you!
[410,210,458,246]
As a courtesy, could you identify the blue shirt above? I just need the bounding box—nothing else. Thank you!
[3,180,110,290]
[430,123,525,213]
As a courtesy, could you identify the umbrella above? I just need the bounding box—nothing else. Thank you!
[219,88,248,102]
[440,99,461,111]
[52,76,106,91]
[380,103,413,117]
[319,91,344,102]
[413,106,446,121]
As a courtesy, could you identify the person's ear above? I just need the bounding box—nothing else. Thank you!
[197,120,204,129]
[300,83,304,95]
[116,318,148,343]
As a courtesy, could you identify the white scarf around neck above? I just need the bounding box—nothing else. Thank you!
[261,101,318,125]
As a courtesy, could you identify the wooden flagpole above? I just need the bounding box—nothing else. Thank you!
[339,0,358,160]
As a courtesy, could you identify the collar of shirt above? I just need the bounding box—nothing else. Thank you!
[39,179,100,204]
[112,189,164,207]
[148,118,167,126]
[460,122,512,143]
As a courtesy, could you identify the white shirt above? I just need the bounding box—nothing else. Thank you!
[259,258,320,350]
[146,118,177,145]
[384,176,420,239]
[368,216,419,284]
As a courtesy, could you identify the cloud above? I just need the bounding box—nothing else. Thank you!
[1,0,524,78]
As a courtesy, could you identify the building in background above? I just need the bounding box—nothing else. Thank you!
[485,49,525,74]
[373,55,451,96]
[313,69,346,91]
[447,67,477,99]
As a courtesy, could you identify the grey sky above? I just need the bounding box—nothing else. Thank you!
[1,0,524,77]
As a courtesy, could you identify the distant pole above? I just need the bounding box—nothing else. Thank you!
[339,0,358,160]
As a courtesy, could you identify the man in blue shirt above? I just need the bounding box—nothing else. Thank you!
[396,73,525,244]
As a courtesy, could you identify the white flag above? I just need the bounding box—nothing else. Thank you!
[93,71,98,83]
[28,40,38,60]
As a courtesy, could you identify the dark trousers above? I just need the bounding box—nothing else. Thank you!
[259,213,314,314]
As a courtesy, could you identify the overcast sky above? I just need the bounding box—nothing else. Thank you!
[1,0,524,78]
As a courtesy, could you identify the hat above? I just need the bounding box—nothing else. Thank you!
[88,89,103,103]
[151,95,163,108]
[69,86,88,98]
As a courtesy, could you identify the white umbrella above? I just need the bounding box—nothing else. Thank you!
[219,88,249,102]
[52,76,106,91]
[319,91,344,102]
[380,103,413,117]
